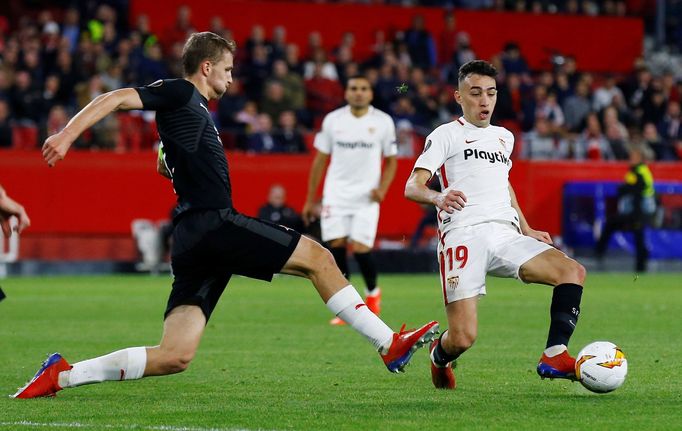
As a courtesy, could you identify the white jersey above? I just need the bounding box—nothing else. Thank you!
[314,105,397,207]
[413,117,519,234]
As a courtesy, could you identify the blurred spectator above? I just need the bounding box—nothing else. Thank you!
[243,44,271,102]
[403,14,436,69]
[258,184,304,232]
[273,110,307,153]
[642,122,668,161]
[656,100,682,160]
[217,80,248,134]
[522,117,568,159]
[395,119,417,158]
[62,8,81,53]
[500,42,530,77]
[164,5,195,50]
[9,70,41,125]
[563,78,592,132]
[0,99,12,148]
[603,105,630,159]
[260,80,293,125]
[271,59,305,111]
[246,113,277,153]
[593,75,625,112]
[304,63,344,123]
[438,11,463,66]
[303,47,338,81]
[270,26,287,61]
[138,43,169,85]
[578,112,613,160]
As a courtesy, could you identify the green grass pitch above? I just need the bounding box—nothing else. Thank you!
[0,273,680,430]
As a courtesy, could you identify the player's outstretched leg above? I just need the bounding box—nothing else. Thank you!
[12,353,72,398]
[520,248,585,382]
[381,322,439,373]
[281,235,438,372]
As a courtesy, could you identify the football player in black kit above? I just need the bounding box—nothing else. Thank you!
[13,32,438,398]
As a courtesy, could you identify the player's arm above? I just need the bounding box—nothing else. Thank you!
[302,150,330,225]
[0,184,31,236]
[42,88,144,167]
[405,168,466,213]
[371,155,397,202]
[509,182,552,244]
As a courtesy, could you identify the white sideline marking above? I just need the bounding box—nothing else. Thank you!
[0,422,271,431]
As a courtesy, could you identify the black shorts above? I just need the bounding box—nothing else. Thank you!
[165,208,301,321]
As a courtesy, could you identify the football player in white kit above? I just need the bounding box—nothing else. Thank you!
[303,75,398,325]
[405,60,587,389]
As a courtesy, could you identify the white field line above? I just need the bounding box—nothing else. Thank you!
[0,421,276,431]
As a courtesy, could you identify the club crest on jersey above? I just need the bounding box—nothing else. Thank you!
[368,127,376,134]
[447,276,459,290]
[423,139,432,153]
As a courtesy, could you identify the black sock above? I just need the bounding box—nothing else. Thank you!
[330,246,349,279]
[354,252,377,292]
[546,283,583,348]
[432,332,459,367]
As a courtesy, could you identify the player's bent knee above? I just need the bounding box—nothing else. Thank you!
[161,351,195,374]
[559,259,586,285]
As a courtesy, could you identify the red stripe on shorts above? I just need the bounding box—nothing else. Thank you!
[439,251,448,306]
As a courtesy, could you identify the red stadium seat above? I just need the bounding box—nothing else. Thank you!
[11,125,39,150]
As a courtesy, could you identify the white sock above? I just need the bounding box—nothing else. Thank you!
[58,347,147,388]
[364,287,381,298]
[544,344,567,357]
[326,285,393,353]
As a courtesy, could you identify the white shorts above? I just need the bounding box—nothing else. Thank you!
[320,203,379,247]
[437,221,553,304]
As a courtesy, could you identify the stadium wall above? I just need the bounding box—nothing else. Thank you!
[3,150,682,260]
[130,0,643,72]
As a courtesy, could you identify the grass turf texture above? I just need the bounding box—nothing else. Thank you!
[0,273,680,430]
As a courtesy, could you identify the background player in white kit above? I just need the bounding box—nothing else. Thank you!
[303,75,398,325]
[405,60,587,390]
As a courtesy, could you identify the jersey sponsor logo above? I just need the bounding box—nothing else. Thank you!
[463,148,510,166]
[499,137,507,150]
[336,140,374,149]
[465,139,478,144]
[423,139,432,153]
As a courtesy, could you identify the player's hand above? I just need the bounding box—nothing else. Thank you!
[302,201,316,226]
[370,188,386,202]
[42,130,76,167]
[524,228,553,245]
[0,193,30,237]
[434,190,467,213]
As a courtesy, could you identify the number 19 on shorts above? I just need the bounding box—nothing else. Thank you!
[439,245,468,304]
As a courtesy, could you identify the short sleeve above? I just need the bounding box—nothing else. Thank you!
[413,128,452,177]
[313,114,333,154]
[382,116,398,157]
[134,79,195,111]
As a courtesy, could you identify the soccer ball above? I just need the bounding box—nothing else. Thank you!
[575,341,628,393]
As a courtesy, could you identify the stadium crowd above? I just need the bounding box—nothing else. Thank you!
[1,0,681,161]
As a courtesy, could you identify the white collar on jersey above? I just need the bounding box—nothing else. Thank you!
[346,105,375,118]
[457,116,491,130]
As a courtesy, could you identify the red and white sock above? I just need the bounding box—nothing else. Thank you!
[326,285,393,353]
[544,344,567,357]
[58,347,147,388]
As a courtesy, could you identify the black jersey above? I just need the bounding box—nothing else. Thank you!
[135,79,232,219]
